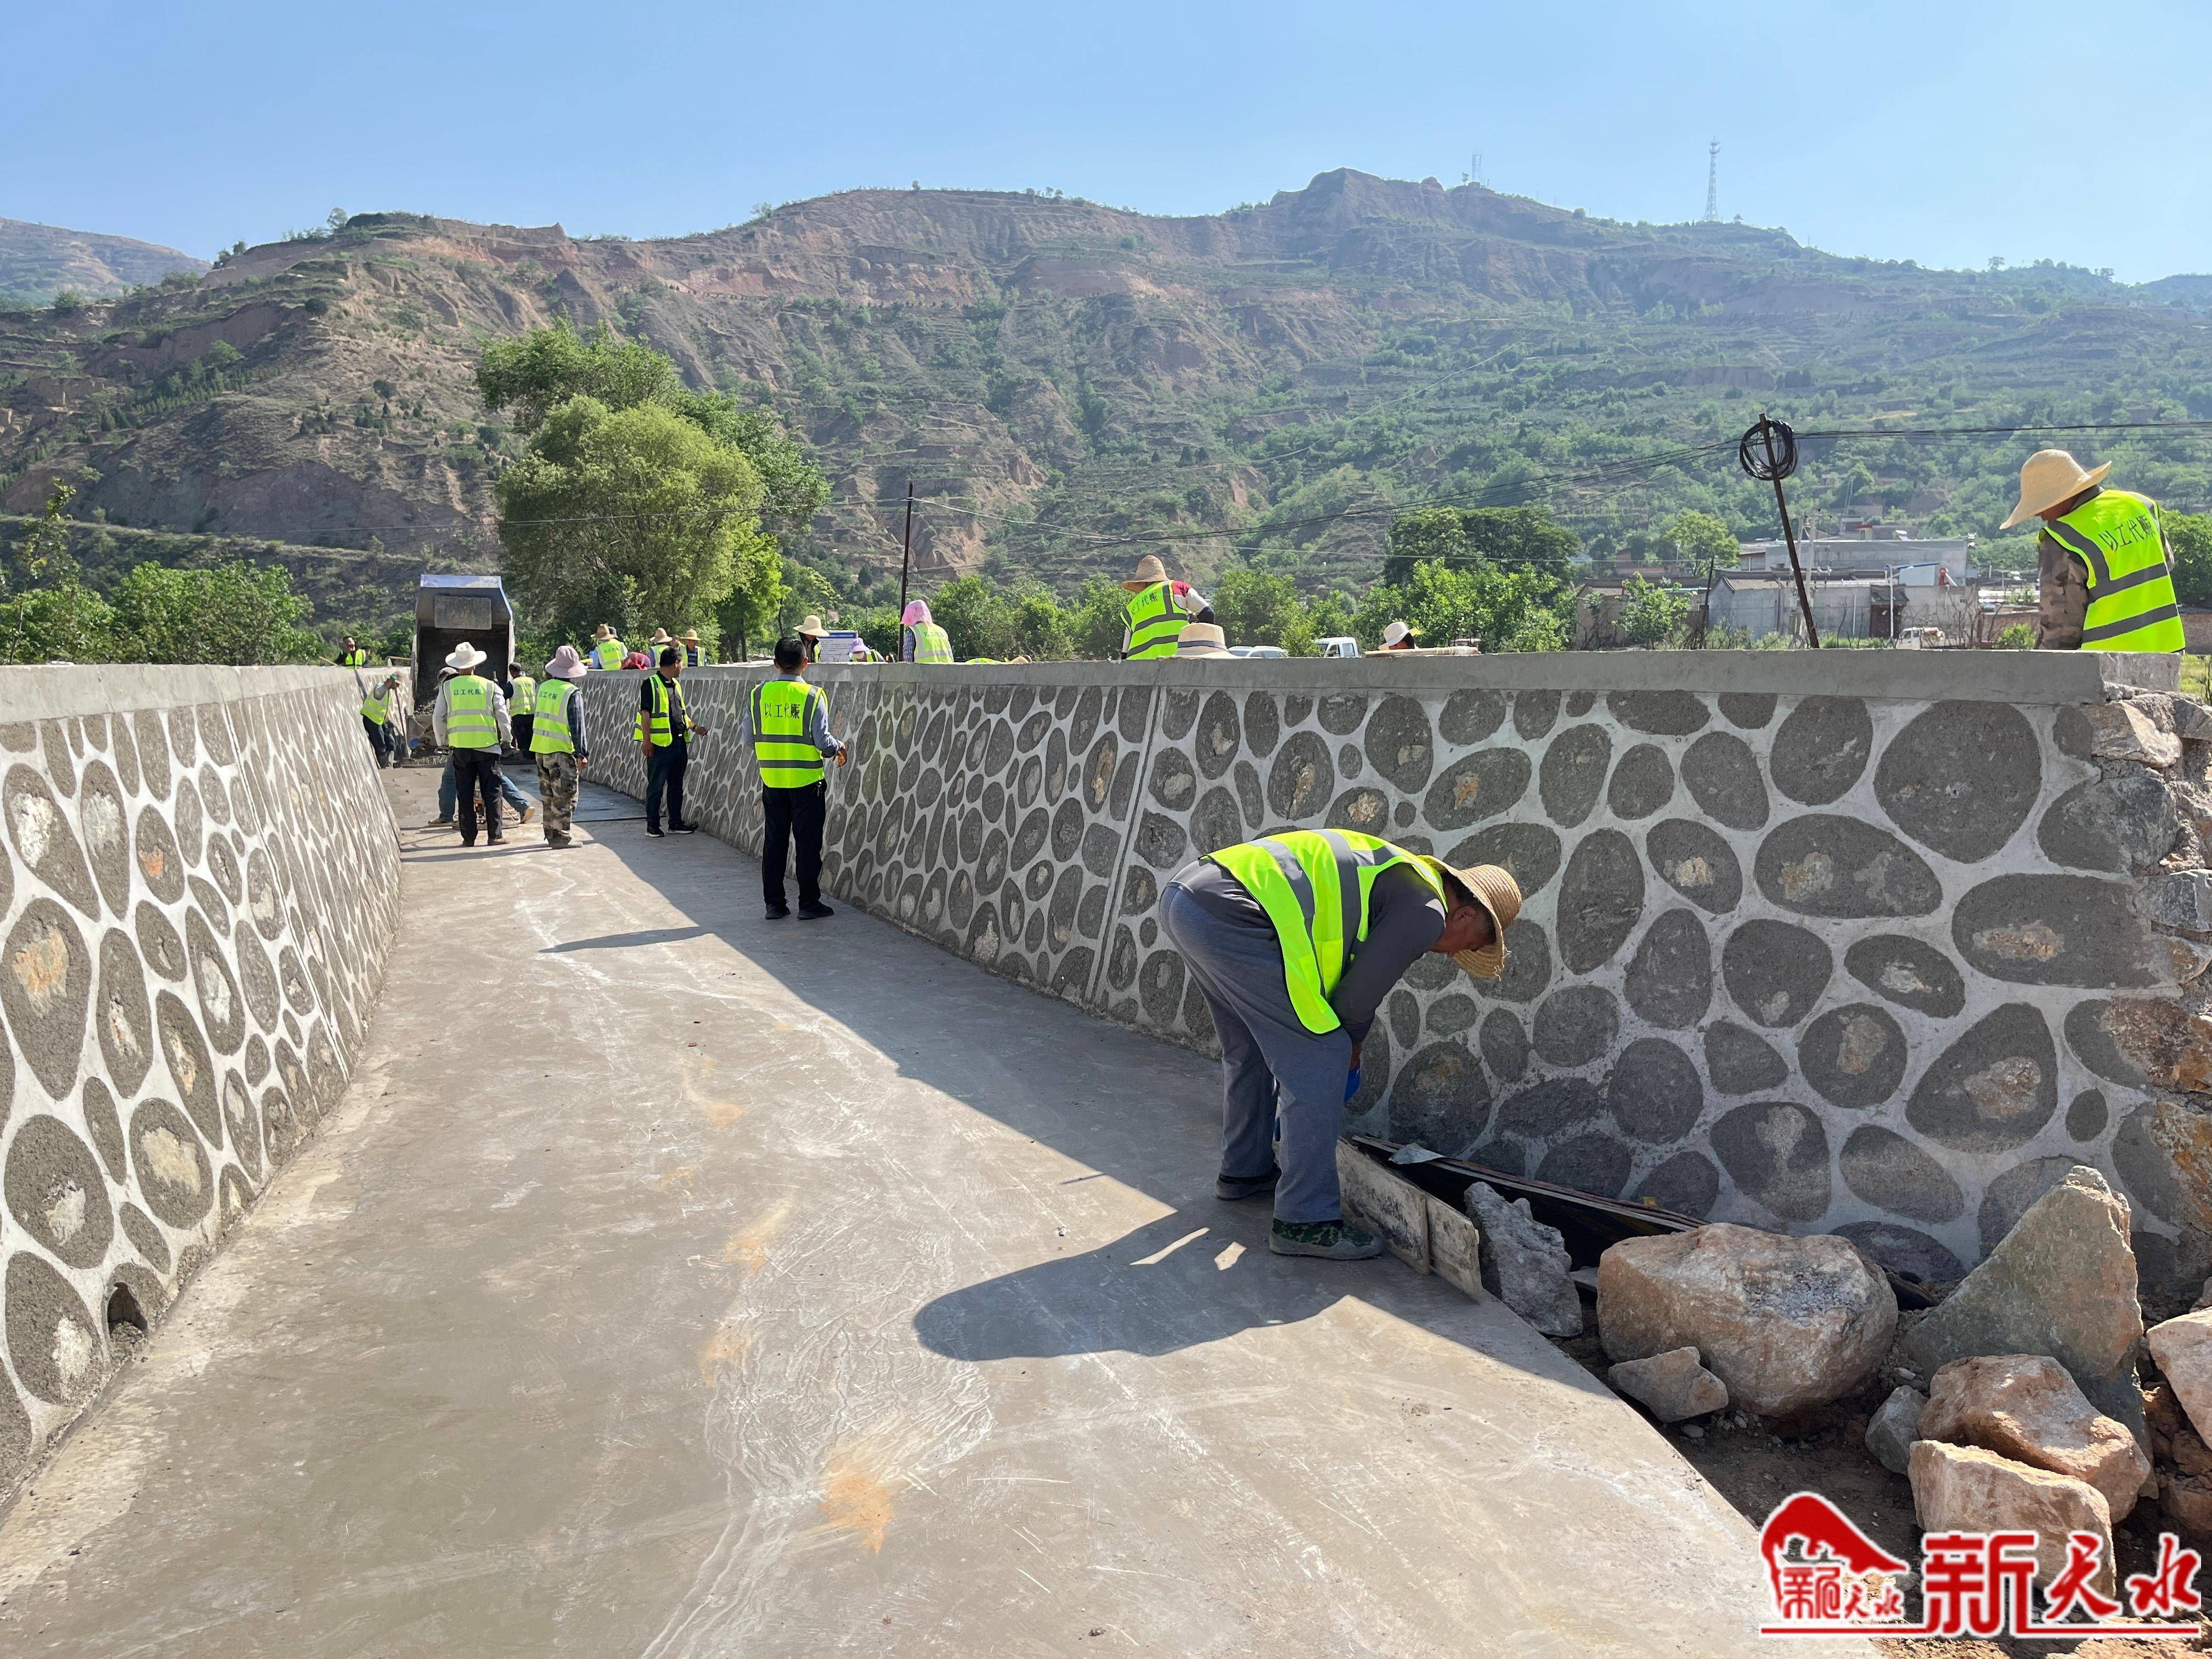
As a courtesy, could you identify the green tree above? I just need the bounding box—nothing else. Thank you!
[2169,511,2212,605]
[1009,588,1071,659]
[109,562,323,663]
[1068,577,1128,659]
[929,575,1013,660]
[1382,507,1467,585]
[1211,565,1304,648]
[1353,560,1572,653]
[1662,510,1738,579]
[1300,592,1354,653]
[1381,504,1577,586]
[1618,573,1692,646]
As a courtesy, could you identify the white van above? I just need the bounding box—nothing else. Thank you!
[1317,636,1361,659]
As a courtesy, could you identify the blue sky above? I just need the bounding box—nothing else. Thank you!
[7,1,2208,282]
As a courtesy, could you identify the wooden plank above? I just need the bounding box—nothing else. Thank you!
[1425,1195,1484,1302]
[1336,1140,1429,1273]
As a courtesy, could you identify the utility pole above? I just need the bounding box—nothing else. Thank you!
[1703,140,1720,224]
[1739,414,1819,647]
[898,480,916,628]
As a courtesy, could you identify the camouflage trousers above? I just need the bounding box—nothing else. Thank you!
[535,752,580,845]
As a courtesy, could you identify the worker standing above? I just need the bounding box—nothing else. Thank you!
[431,642,512,848]
[2006,449,2186,652]
[531,646,591,849]
[590,624,627,672]
[359,672,401,765]
[1119,554,1214,661]
[1160,834,1520,1260]
[681,629,707,668]
[742,634,848,919]
[902,600,953,663]
[795,614,829,665]
[506,661,537,755]
[336,636,370,668]
[635,646,707,838]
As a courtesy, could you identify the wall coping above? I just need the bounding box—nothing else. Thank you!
[0,665,360,720]
[659,649,2174,706]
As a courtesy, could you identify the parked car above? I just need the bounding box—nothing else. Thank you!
[1316,636,1361,659]
[1229,645,1289,659]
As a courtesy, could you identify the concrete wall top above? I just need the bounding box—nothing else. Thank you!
[0,667,364,722]
[656,649,2176,706]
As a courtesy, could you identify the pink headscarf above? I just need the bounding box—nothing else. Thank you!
[902,600,933,627]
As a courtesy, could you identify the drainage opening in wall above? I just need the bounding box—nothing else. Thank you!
[106,1283,150,1352]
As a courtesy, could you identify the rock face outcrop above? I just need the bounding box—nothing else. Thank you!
[1918,1355,2148,1522]
[1909,1441,2115,1595]
[1596,1223,1896,1416]
[1901,1167,2146,1438]
[1607,1346,1728,1422]
[1463,1181,1581,1336]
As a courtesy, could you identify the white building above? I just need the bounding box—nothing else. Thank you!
[1735,532,1977,585]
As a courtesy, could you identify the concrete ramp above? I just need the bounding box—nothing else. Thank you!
[0,773,1834,1655]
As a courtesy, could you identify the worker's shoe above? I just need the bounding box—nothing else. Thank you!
[518,805,535,824]
[645,826,665,838]
[425,816,452,828]
[1268,1220,1384,1261]
[765,904,791,920]
[1215,1166,1279,1201]
[671,822,697,834]
[798,901,836,920]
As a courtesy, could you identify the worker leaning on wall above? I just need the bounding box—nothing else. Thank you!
[2009,448,2186,652]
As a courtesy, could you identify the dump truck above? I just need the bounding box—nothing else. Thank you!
[412,574,514,704]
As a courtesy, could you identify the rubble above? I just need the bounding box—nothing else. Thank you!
[1598,1224,1895,1417]
[1866,1385,1927,1476]
[1463,1182,1582,1337]
[1901,1166,2146,1442]
[1908,1441,2115,1596]
[1918,1355,2148,1522]
[2146,1311,2212,1443]
[1607,1346,1728,1423]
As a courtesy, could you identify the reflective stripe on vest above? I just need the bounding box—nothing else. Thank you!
[1124,582,1189,660]
[911,622,953,664]
[1204,831,1444,1035]
[361,693,387,725]
[531,680,577,754]
[510,675,537,715]
[632,675,689,746]
[752,678,827,787]
[445,675,499,748]
[2047,489,2186,651]
[341,649,369,667]
[591,639,625,670]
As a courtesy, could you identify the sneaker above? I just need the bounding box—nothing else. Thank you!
[1215,1166,1280,1202]
[425,817,453,828]
[765,904,792,920]
[1268,1220,1384,1261]
[645,826,665,838]
[547,837,572,849]
[797,901,836,920]
[518,805,536,824]
[487,836,505,845]
[672,822,697,834]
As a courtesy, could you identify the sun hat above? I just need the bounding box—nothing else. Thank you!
[2001,449,2113,531]
[681,629,701,644]
[902,599,933,626]
[544,645,588,680]
[795,614,827,638]
[1122,553,1171,592]
[1417,859,1522,981]
[1173,622,1232,658]
[592,623,614,640]
[649,628,674,646]
[444,641,487,671]
[1380,619,1421,648]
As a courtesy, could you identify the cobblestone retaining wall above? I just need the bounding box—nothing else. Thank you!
[581,651,2212,1291]
[0,668,398,1493]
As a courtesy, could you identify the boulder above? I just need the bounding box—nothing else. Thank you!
[1464,1181,1582,1337]
[1901,1166,2146,1443]
[1908,1441,2115,1596]
[1919,1355,2149,1522]
[1866,1385,1927,1476]
[1609,1346,1728,1422]
[1598,1223,1897,1417]
[2147,1311,2212,1446]
[2083,699,2182,769]
[2165,1472,2212,1537]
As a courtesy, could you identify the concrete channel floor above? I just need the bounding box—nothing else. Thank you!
[0,769,1852,1657]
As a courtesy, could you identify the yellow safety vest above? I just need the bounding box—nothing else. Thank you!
[510,674,537,714]
[445,675,499,749]
[911,622,953,664]
[2045,488,2186,652]
[684,645,706,667]
[632,674,691,747]
[591,638,626,670]
[340,648,370,667]
[361,691,388,725]
[1123,582,1189,661]
[1205,831,1445,1035]
[752,677,828,788]
[531,680,577,754]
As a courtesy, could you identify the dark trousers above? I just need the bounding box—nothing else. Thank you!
[512,714,534,754]
[363,716,392,765]
[761,781,826,909]
[646,741,689,831]
[452,748,504,844]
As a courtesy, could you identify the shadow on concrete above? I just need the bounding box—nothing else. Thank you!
[544,926,712,952]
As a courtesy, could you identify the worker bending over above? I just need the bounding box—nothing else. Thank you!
[741,634,847,919]
[1161,833,1520,1260]
[2007,448,2186,652]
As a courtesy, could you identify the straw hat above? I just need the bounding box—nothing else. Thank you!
[795,614,827,638]
[2001,449,2112,531]
[681,629,701,645]
[1174,622,1232,658]
[592,623,614,640]
[1418,859,1522,981]
[1122,552,1170,592]
[544,645,588,681]
[649,628,674,646]
[1380,619,1421,648]
[443,641,487,671]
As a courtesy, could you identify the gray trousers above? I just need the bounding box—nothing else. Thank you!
[1160,882,1355,1224]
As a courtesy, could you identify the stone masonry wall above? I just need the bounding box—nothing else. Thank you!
[580,650,2212,1293]
[0,668,400,1494]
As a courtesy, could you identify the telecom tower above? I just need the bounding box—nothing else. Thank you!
[1702,140,1720,223]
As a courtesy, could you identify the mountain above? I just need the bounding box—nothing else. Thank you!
[0,218,209,303]
[2,172,2209,629]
